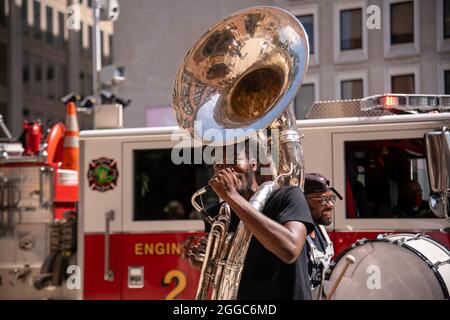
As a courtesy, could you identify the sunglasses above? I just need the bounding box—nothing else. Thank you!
[308,194,337,206]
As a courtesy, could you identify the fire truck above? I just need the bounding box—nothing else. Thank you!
[0,114,78,299]
[1,93,449,299]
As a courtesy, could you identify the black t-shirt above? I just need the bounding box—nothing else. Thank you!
[205,185,315,300]
[306,224,327,289]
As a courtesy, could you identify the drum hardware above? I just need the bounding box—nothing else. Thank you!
[433,259,450,269]
[410,233,423,241]
[393,238,406,245]
[356,238,367,246]
[325,255,355,300]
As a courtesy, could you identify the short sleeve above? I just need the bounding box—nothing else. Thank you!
[272,186,315,234]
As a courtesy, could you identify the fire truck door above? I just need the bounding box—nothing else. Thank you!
[121,142,206,300]
[82,139,123,299]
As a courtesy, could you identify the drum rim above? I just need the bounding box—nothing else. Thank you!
[385,233,450,255]
[328,236,450,299]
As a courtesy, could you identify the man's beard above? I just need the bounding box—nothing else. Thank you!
[238,169,255,198]
[317,209,333,226]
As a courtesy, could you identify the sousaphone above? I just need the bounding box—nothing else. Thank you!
[172,6,310,299]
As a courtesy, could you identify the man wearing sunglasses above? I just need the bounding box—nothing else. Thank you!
[304,173,343,299]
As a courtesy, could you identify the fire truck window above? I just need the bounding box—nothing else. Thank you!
[133,148,216,221]
[345,138,436,219]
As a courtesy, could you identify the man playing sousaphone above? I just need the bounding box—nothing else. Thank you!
[184,140,315,300]
[172,6,313,300]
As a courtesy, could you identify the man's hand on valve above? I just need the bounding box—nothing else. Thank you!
[208,168,242,201]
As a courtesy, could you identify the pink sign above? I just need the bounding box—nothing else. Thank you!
[146,106,177,127]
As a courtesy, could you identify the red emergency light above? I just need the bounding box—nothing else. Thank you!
[381,95,398,108]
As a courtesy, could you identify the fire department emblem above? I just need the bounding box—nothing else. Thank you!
[87,157,119,192]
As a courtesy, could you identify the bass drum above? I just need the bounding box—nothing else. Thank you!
[325,233,450,299]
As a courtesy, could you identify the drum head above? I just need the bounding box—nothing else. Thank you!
[325,240,448,300]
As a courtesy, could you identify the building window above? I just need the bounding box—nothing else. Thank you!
[35,61,43,96]
[445,0,450,39]
[61,65,68,97]
[35,64,42,81]
[391,74,415,93]
[340,8,362,50]
[79,72,85,95]
[22,0,29,34]
[341,79,363,99]
[0,43,7,87]
[296,15,314,54]
[58,11,65,47]
[334,1,367,63]
[0,103,6,121]
[445,70,450,94]
[80,21,84,49]
[88,0,93,8]
[79,71,92,96]
[22,0,27,19]
[109,34,113,62]
[294,83,315,119]
[390,1,414,45]
[87,74,92,96]
[0,0,6,26]
[47,64,54,81]
[88,25,93,52]
[100,30,105,55]
[33,0,41,40]
[47,63,55,100]
[101,30,108,65]
[291,4,319,65]
[23,65,29,83]
[46,6,53,44]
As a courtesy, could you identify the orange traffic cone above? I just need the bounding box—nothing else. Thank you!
[62,101,80,171]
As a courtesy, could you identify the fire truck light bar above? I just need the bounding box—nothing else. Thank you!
[409,96,438,108]
[440,96,450,108]
[361,94,450,112]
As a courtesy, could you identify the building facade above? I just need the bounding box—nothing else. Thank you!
[288,0,450,118]
[0,0,113,136]
[113,0,450,127]
[1,0,449,132]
